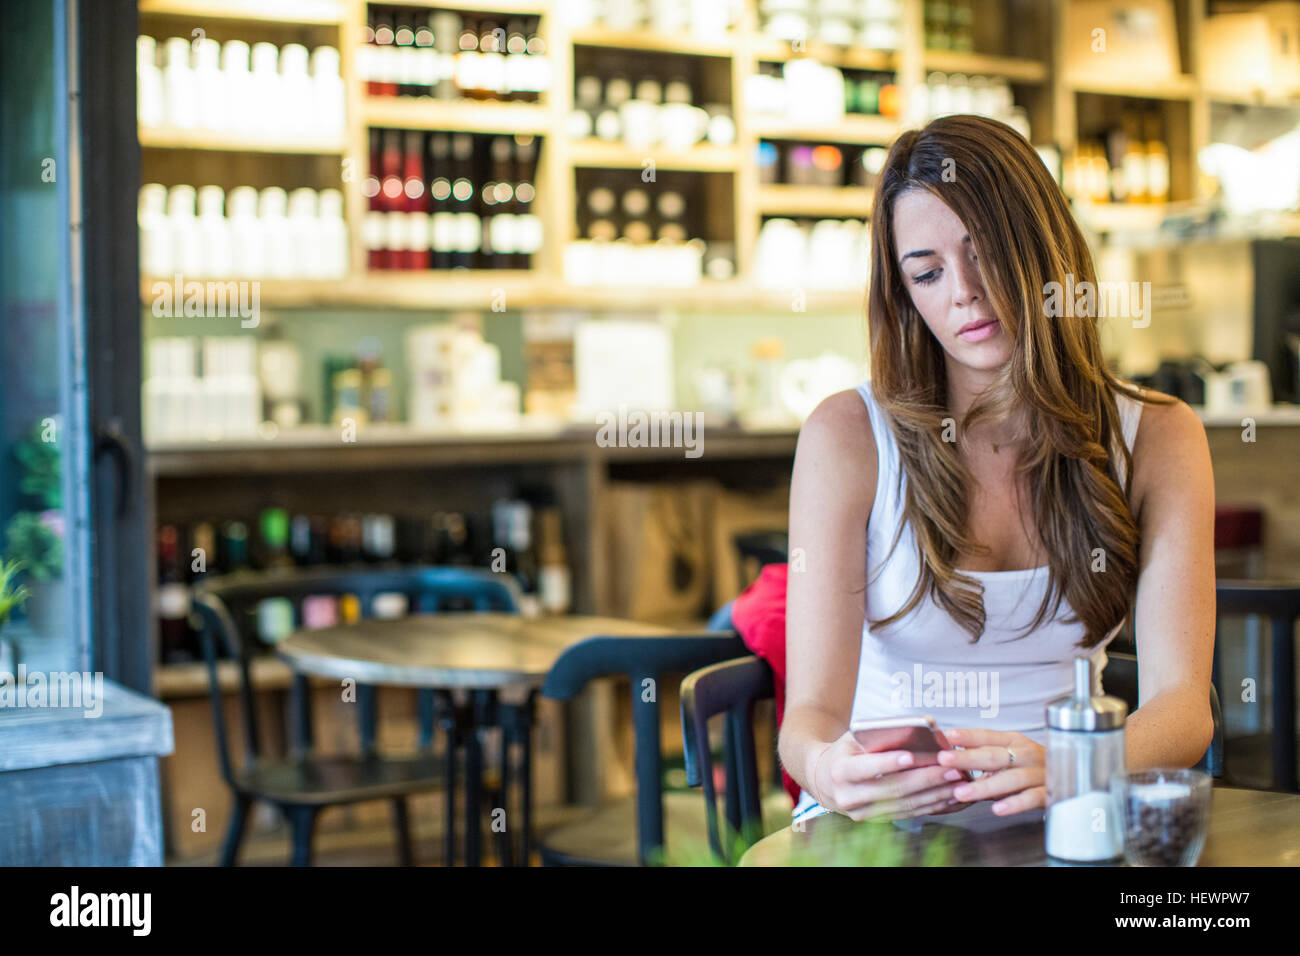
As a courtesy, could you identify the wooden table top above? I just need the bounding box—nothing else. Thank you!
[276,612,682,689]
[739,785,1300,867]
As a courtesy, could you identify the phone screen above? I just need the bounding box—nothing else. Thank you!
[853,724,946,757]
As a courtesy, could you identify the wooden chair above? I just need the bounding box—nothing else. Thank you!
[1213,582,1300,792]
[191,565,520,866]
[537,630,747,865]
[680,655,791,863]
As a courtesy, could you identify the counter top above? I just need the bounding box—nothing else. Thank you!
[0,679,174,772]
[1191,404,1300,427]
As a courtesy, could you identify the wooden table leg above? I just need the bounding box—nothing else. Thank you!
[437,691,458,867]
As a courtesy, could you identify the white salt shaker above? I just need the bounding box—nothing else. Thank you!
[1045,656,1127,862]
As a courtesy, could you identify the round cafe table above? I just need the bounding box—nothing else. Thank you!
[739,785,1300,866]
[277,611,677,866]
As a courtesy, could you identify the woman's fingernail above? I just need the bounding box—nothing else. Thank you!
[943,769,963,781]
[953,785,972,798]
[897,753,913,767]
[992,802,1007,814]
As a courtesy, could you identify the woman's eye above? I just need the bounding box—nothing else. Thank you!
[913,270,939,286]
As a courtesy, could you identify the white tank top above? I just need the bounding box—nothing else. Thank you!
[848,380,1144,747]
[785,385,1144,827]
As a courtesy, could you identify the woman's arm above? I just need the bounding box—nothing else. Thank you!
[779,390,876,793]
[1125,395,1218,768]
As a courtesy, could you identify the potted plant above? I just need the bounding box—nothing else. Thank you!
[5,422,64,638]
[0,558,29,674]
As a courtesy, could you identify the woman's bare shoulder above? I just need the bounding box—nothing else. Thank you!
[1129,388,1211,512]
[792,388,878,512]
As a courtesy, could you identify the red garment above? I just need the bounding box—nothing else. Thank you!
[729,562,800,807]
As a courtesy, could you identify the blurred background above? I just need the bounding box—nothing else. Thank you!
[2,0,1299,864]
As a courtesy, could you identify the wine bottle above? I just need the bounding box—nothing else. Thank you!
[259,507,294,570]
[455,18,480,98]
[404,130,429,269]
[536,507,571,614]
[220,519,250,573]
[428,132,454,270]
[487,135,515,269]
[513,135,539,269]
[373,10,398,97]
[394,15,416,98]
[450,133,479,269]
[479,20,506,100]
[158,524,194,662]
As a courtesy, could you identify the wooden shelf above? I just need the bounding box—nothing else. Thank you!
[1072,200,1201,233]
[156,656,296,698]
[140,272,867,311]
[750,113,900,144]
[139,126,346,154]
[750,35,897,72]
[362,97,550,135]
[921,50,1048,83]
[1205,89,1300,109]
[381,0,548,11]
[147,420,804,476]
[142,272,547,310]
[568,139,741,172]
[1067,74,1199,101]
[139,0,345,25]
[569,27,737,58]
[756,184,872,218]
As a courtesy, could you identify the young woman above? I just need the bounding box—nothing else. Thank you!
[779,115,1216,823]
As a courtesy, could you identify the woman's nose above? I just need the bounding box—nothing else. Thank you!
[952,258,985,307]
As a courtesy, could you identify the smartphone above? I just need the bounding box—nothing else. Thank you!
[849,715,973,780]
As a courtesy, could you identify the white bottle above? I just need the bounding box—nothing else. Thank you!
[137,36,164,128]
[192,36,227,132]
[287,187,320,278]
[310,46,345,140]
[221,40,253,138]
[228,186,263,278]
[318,188,349,278]
[138,183,171,276]
[258,186,294,278]
[197,185,233,278]
[280,43,313,138]
[162,37,196,129]
[166,184,203,278]
[249,42,283,138]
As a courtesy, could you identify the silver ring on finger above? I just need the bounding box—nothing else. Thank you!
[1006,746,1016,767]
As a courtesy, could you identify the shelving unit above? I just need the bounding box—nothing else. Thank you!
[142,2,1280,309]
[138,0,1266,311]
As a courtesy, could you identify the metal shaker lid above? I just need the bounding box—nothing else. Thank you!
[1047,656,1128,731]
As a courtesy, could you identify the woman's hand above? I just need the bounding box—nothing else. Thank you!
[937,729,1046,816]
[814,731,966,821]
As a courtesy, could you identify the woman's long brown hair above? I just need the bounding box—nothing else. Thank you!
[866,114,1172,648]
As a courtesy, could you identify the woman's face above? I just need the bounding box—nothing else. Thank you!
[892,189,1011,373]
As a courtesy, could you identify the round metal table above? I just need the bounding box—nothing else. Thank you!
[739,785,1300,866]
[277,612,675,866]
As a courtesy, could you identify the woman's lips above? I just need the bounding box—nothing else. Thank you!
[957,319,1000,342]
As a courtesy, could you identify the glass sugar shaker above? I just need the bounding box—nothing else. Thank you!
[1045,656,1128,862]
